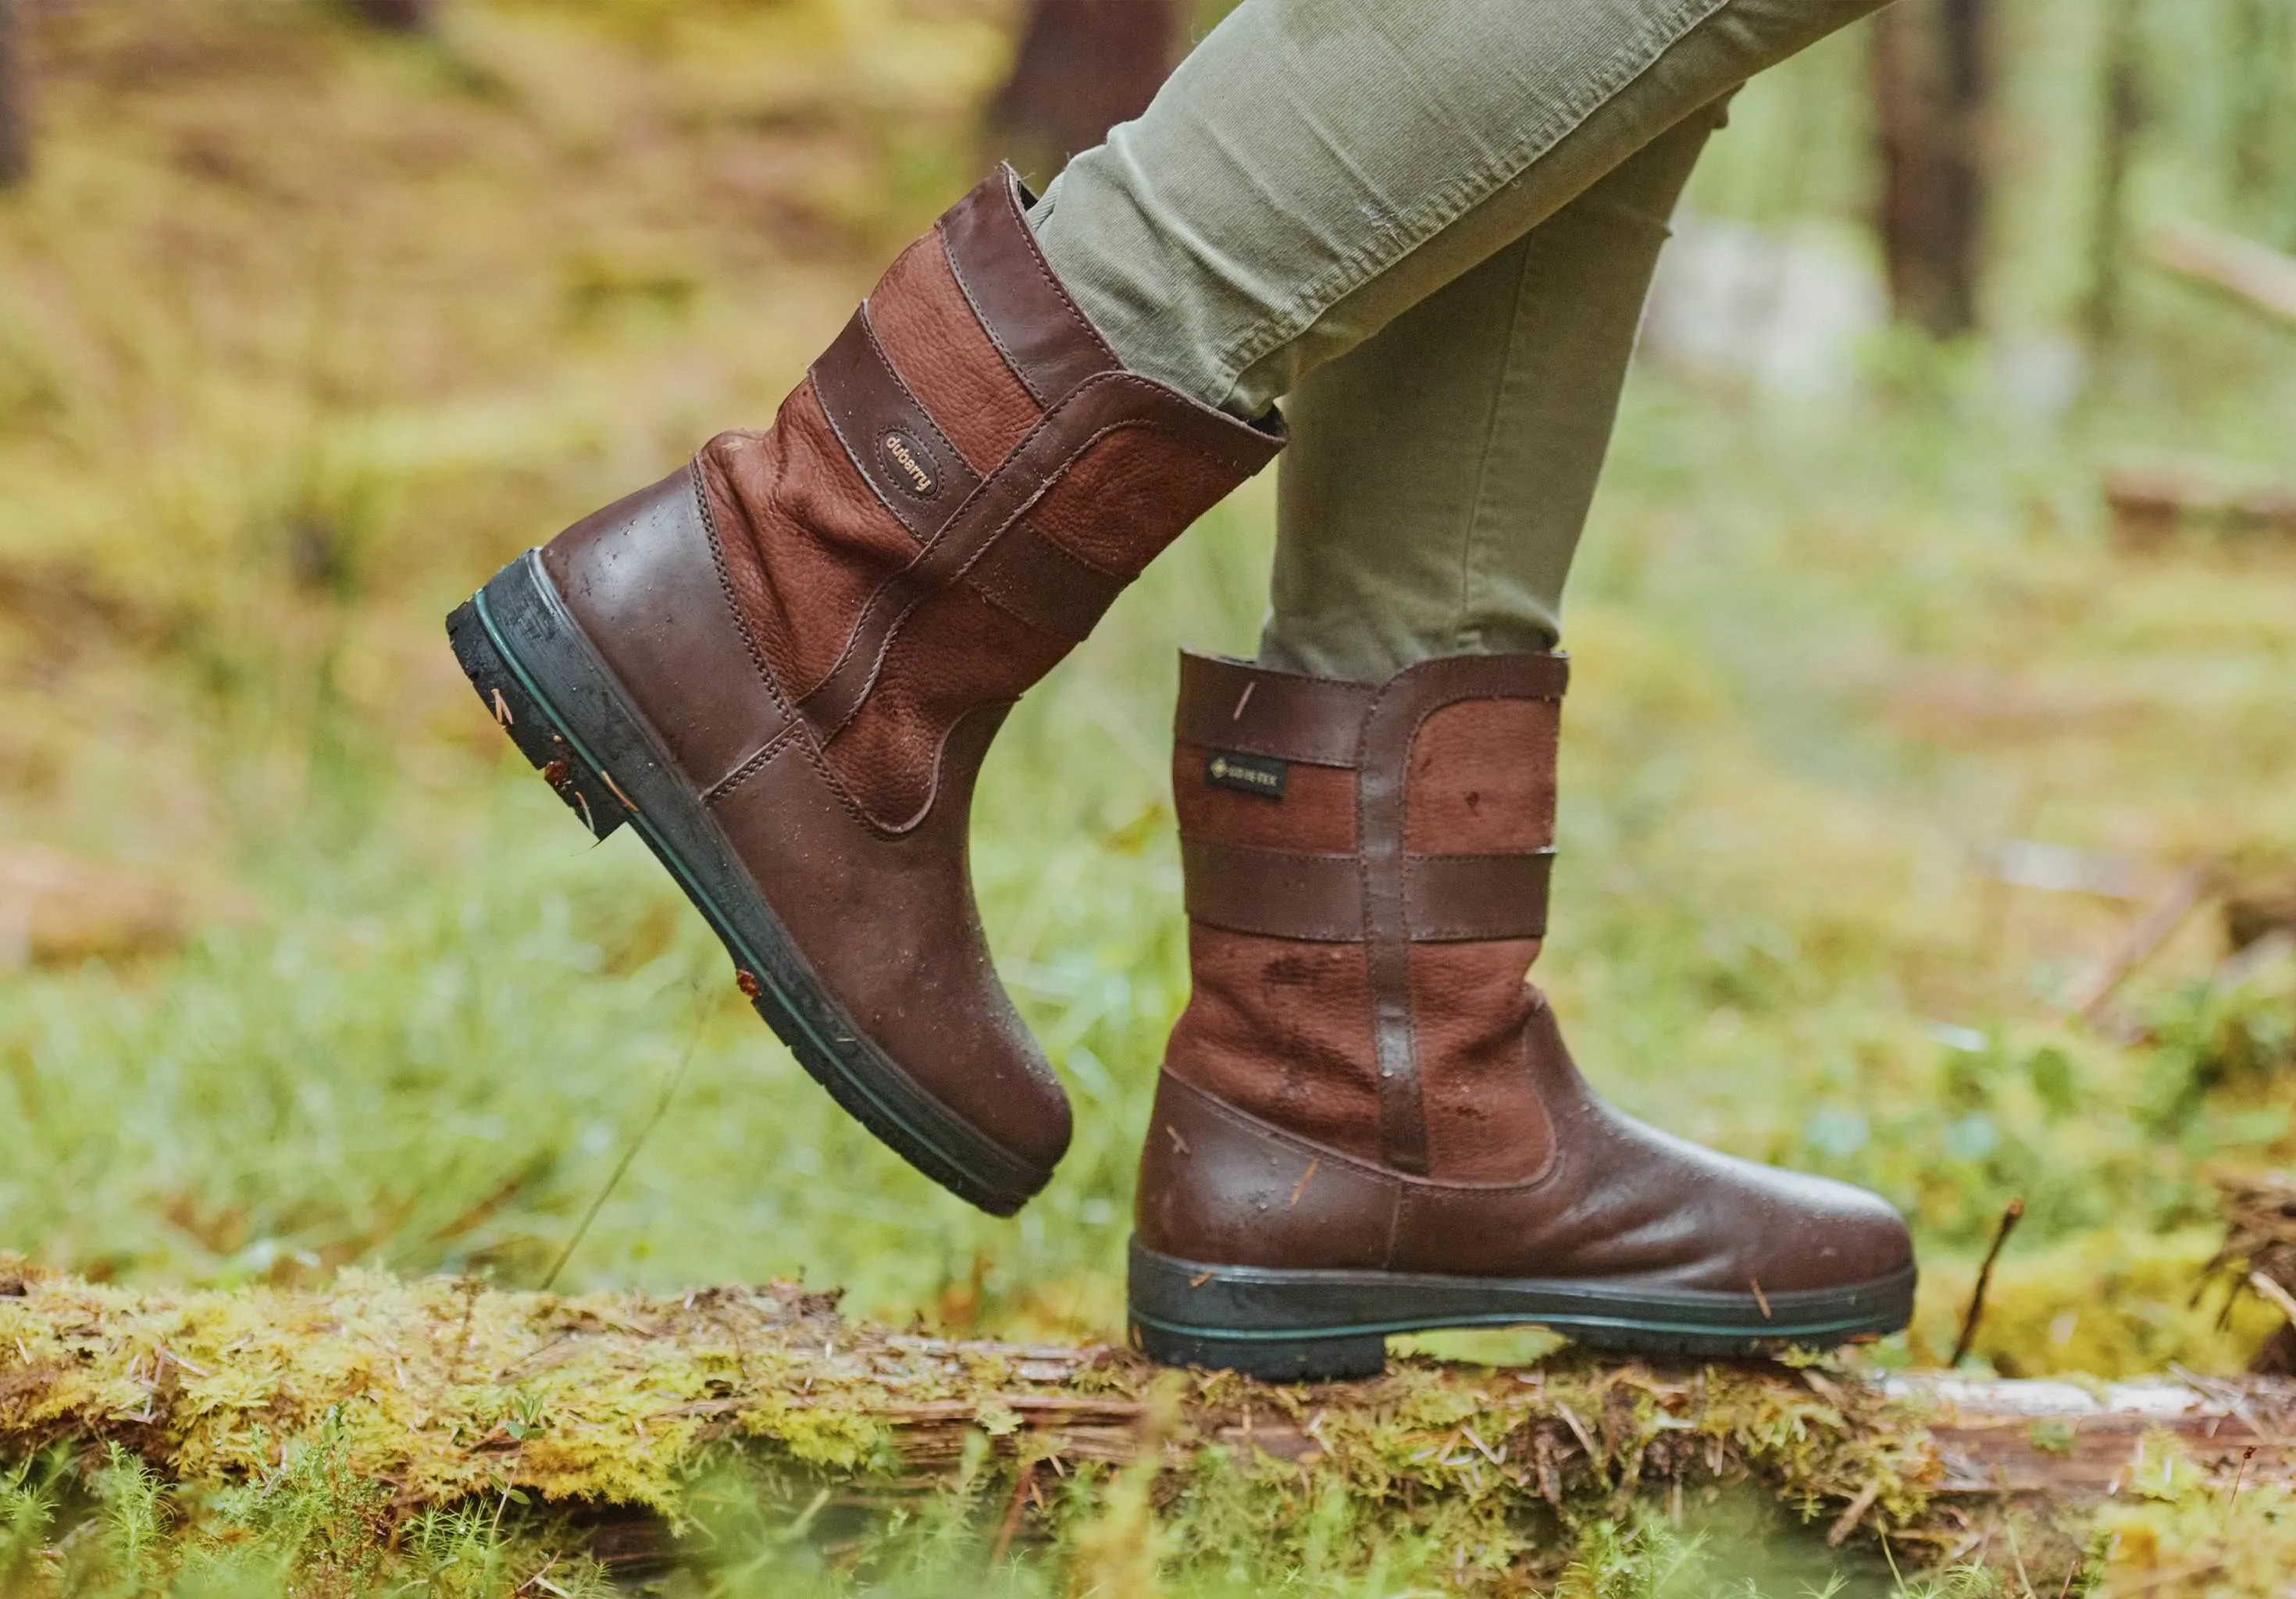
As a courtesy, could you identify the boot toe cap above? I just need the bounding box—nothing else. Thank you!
[1741,1166,1916,1293]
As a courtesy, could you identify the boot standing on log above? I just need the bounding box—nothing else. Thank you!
[1129,649,1915,1380]
[448,0,1917,1363]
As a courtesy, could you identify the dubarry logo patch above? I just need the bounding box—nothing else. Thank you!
[879,428,940,498]
[1207,750,1287,799]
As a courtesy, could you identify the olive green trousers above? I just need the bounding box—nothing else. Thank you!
[1028,0,1890,678]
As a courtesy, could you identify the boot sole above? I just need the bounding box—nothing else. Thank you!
[446,550,1054,1217]
[1128,1238,1916,1381]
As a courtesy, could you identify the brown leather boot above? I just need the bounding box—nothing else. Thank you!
[1128,650,1916,1377]
[446,169,1282,1216]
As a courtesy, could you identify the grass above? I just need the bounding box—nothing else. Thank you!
[2,0,2294,1590]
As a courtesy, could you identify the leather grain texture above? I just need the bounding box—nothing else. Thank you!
[698,394,918,706]
[1026,423,1250,577]
[809,307,981,544]
[939,166,1119,408]
[819,577,1068,831]
[708,702,1073,1172]
[868,233,1043,474]
[1172,742,1359,853]
[1403,697,1560,853]
[794,372,1278,753]
[1176,652,1369,767]
[1409,939,1551,1183]
[963,517,1127,642]
[1137,1071,1394,1269]
[1181,839,1363,942]
[1163,926,1384,1166]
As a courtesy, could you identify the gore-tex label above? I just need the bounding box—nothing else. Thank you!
[1205,750,1288,799]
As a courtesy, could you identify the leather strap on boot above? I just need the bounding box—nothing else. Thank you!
[701,167,1284,832]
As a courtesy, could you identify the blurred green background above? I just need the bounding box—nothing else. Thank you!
[0,0,2293,1589]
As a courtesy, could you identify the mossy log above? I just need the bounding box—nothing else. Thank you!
[2,1259,2291,1575]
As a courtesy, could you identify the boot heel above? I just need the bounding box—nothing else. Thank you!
[1131,1319,1386,1384]
[447,592,627,841]
[1128,1240,1389,1380]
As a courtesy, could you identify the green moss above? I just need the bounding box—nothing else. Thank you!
[0,1259,2013,1595]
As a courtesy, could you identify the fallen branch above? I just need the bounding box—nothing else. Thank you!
[2062,865,2211,1023]
[2105,462,2296,549]
[2150,221,2296,327]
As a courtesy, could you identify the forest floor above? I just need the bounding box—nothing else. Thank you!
[2,0,2294,1594]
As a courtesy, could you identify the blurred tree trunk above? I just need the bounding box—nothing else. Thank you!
[990,0,1181,191]
[2231,0,2287,208]
[350,0,437,31]
[0,0,30,189]
[2082,0,2144,347]
[1870,0,1994,337]
[2225,0,2291,239]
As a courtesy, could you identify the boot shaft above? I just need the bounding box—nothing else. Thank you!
[696,168,1281,830]
[1163,650,1568,1184]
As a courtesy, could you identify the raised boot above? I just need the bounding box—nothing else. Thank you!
[1129,650,1916,1377]
[446,169,1282,1216]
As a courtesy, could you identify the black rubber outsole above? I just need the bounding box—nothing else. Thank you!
[446,550,1054,1217]
[1128,1238,1917,1382]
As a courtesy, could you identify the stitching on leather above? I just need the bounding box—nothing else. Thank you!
[1165,1073,1395,1188]
[995,168,1119,363]
[800,376,1096,708]
[1405,849,1554,942]
[969,170,1121,381]
[1356,665,1563,1173]
[695,456,793,716]
[1353,677,1411,1174]
[939,173,1118,413]
[857,301,974,503]
[808,383,1201,741]
[702,721,800,805]
[1160,1074,1406,1260]
[1166,1045,1563,1200]
[811,305,978,543]
[963,522,1125,642]
[693,453,872,836]
[800,372,1262,832]
[868,696,1020,838]
[941,223,1046,410]
[812,336,924,540]
[1388,675,1498,1159]
[795,422,1136,833]
[961,564,1103,643]
[1177,660,1371,767]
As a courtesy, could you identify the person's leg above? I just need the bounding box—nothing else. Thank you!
[1260,100,1727,682]
[1029,0,1884,418]
[1080,10,1920,1379]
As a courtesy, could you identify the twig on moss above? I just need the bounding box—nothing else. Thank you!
[1952,1197,2026,1367]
